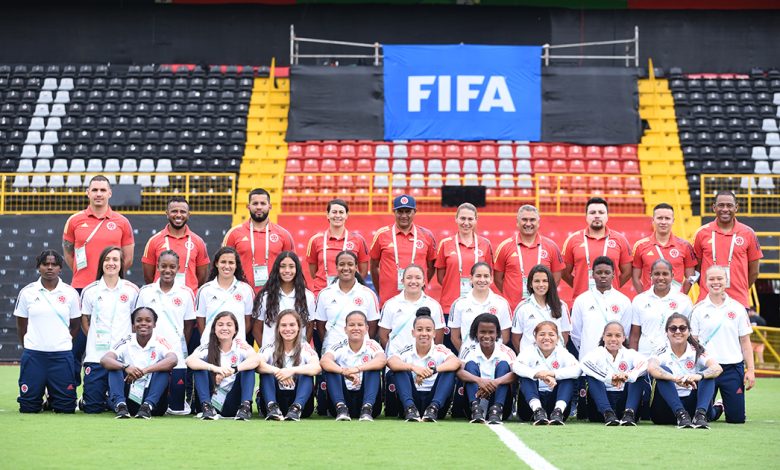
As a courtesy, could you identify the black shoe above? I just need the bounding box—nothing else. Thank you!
[621,409,637,426]
[335,402,351,421]
[359,403,374,422]
[604,410,620,426]
[469,401,485,424]
[532,408,548,425]
[135,402,152,420]
[265,402,283,421]
[285,403,303,422]
[711,400,724,422]
[114,402,131,419]
[487,404,503,425]
[201,401,217,420]
[422,404,439,422]
[692,408,709,429]
[404,405,421,422]
[676,409,693,429]
[235,400,252,421]
[548,408,565,425]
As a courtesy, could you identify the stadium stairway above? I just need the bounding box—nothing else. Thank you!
[638,71,700,238]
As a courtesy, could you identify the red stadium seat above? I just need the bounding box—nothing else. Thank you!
[606,175,623,190]
[356,159,372,172]
[304,144,321,158]
[517,188,534,201]
[624,176,642,190]
[532,144,549,159]
[537,174,553,189]
[499,188,516,198]
[462,144,478,158]
[284,174,301,189]
[551,159,567,172]
[286,158,302,173]
[586,159,604,173]
[568,159,585,173]
[426,187,441,198]
[571,175,587,190]
[320,174,336,190]
[355,174,370,188]
[320,159,337,172]
[550,145,567,159]
[357,143,374,158]
[337,174,354,187]
[428,144,444,158]
[336,187,353,203]
[568,145,584,159]
[303,158,319,172]
[410,143,426,157]
[322,144,338,157]
[588,176,606,191]
[338,159,355,172]
[620,145,637,159]
[603,146,619,160]
[409,187,425,198]
[302,175,317,188]
[480,143,497,158]
[622,160,639,174]
[444,144,461,158]
[340,144,356,158]
[604,160,621,173]
[288,144,303,158]
[533,159,551,173]
[586,146,603,160]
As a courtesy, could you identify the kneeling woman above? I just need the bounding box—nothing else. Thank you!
[186,311,258,420]
[100,307,178,419]
[456,313,516,424]
[648,313,722,429]
[320,311,386,421]
[581,322,647,426]
[257,309,321,421]
[387,314,461,422]
[513,321,579,425]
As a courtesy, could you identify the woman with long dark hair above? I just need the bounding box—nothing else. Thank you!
[511,264,571,352]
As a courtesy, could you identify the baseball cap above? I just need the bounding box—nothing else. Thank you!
[393,194,416,211]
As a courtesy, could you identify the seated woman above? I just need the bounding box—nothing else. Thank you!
[581,322,647,426]
[320,311,386,421]
[455,313,516,424]
[100,307,178,419]
[186,311,258,420]
[513,321,579,425]
[387,314,460,422]
[648,313,723,429]
[257,309,321,421]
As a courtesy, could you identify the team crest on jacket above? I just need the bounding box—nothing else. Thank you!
[489,307,497,315]
[611,305,619,313]
[540,249,548,259]
[119,294,129,303]
[669,301,678,310]
[231,355,238,364]
[106,221,117,231]
[362,354,370,363]
[150,351,157,360]
[354,297,363,306]
[346,241,355,251]
[184,240,195,250]
[607,239,617,249]
[173,297,182,306]
[427,360,436,368]
[685,360,695,370]
[270,233,280,243]
[618,361,628,372]
[551,360,560,369]
[727,312,736,319]
[415,239,424,249]
[20,384,28,393]
[669,248,680,258]
[734,236,744,246]
[234,293,243,302]
[58,295,66,304]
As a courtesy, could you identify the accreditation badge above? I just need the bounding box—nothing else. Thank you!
[75,246,88,270]
[459,277,472,297]
[174,272,186,288]
[588,269,596,290]
[254,265,269,287]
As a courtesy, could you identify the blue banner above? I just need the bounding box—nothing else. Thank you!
[383,44,541,141]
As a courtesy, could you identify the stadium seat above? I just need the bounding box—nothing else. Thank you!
[481,174,497,188]
[391,159,408,174]
[321,159,337,172]
[444,174,460,186]
[337,159,355,172]
[480,159,496,174]
[516,160,532,174]
[356,158,372,172]
[463,159,478,173]
[752,147,769,160]
[428,174,443,188]
[498,174,515,188]
[375,144,390,158]
[392,144,408,158]
[409,159,426,173]
[374,159,390,173]
[498,160,514,174]
[444,159,461,173]
[497,145,513,159]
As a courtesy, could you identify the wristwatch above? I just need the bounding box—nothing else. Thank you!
[429,365,437,374]
[122,363,130,371]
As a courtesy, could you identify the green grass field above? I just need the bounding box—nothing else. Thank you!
[0,366,777,469]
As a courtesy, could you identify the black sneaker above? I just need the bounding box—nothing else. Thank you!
[359,403,374,421]
[711,400,724,422]
[335,402,351,421]
[621,409,637,426]
[676,409,693,429]
[285,403,303,422]
[404,405,421,422]
[487,404,503,425]
[422,404,439,422]
[532,408,548,425]
[135,402,152,420]
[469,401,485,424]
[235,400,252,421]
[548,408,565,425]
[265,402,283,421]
[604,409,620,426]
[201,402,217,420]
[692,408,709,429]
[114,402,131,419]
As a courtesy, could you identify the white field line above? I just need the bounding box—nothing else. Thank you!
[488,424,558,470]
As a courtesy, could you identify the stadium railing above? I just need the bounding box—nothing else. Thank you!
[700,174,780,216]
[752,326,780,376]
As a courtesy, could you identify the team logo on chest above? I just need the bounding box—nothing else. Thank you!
[540,249,549,260]
[489,306,497,315]
[607,239,617,249]
[346,241,355,251]
[150,351,157,360]
[354,297,363,306]
[685,360,695,370]
[234,293,243,302]
[184,240,195,250]
[669,248,680,258]
[551,360,560,369]
[669,301,678,310]
[106,221,117,231]
[611,305,620,313]
[362,354,370,363]
[58,295,66,304]
[414,239,424,249]
[734,236,744,247]
[231,355,238,365]
[427,360,436,368]
[119,294,129,303]
[618,361,628,372]
[727,311,736,320]
[173,297,183,307]
[269,233,280,243]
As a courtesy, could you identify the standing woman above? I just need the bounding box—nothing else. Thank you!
[434,203,493,336]
[257,310,321,421]
[387,315,461,422]
[196,247,254,346]
[320,311,386,421]
[187,311,258,420]
[306,199,369,296]
[135,250,196,415]
[511,264,571,353]
[581,322,647,425]
[15,250,81,413]
[252,251,315,349]
[648,313,722,428]
[455,314,516,424]
[448,262,511,353]
[80,246,139,413]
[314,251,380,351]
[690,265,755,424]
[514,321,579,425]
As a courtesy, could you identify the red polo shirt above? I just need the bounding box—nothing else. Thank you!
[434,234,494,313]
[562,226,633,299]
[369,223,436,306]
[222,220,295,293]
[632,233,697,292]
[141,225,210,292]
[493,233,564,311]
[305,229,370,296]
[693,219,763,307]
[63,206,134,288]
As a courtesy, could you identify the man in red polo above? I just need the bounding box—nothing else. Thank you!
[223,188,295,293]
[141,196,210,292]
[632,202,697,294]
[369,194,436,307]
[493,204,564,311]
[693,190,762,308]
[561,197,633,299]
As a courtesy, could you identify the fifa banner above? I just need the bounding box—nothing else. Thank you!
[383,44,541,141]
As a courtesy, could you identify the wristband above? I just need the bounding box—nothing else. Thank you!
[122,363,129,371]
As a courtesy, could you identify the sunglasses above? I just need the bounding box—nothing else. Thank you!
[667,325,689,333]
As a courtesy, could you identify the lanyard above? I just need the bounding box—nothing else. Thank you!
[392,224,418,269]
[455,233,478,276]
[389,295,425,341]
[590,288,615,323]
[207,281,238,324]
[165,234,192,270]
[535,346,558,370]
[156,287,181,336]
[583,232,610,270]
[516,234,542,278]
[711,231,736,268]
[654,245,666,261]
[323,229,349,276]
[250,222,271,267]
[82,219,106,247]
[701,308,728,347]
[39,287,70,328]
[94,285,120,329]
[667,348,690,376]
